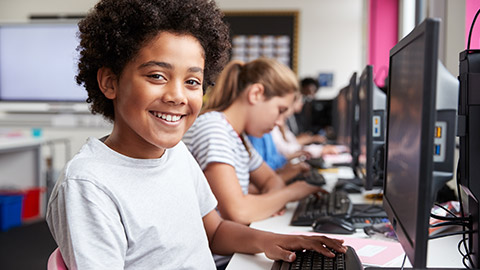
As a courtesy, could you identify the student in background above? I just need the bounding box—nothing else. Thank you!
[272,91,339,159]
[46,1,346,269]
[247,131,311,183]
[289,77,320,135]
[184,59,325,222]
[289,88,327,145]
[247,94,314,183]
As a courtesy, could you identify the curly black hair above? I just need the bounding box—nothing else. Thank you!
[76,0,231,121]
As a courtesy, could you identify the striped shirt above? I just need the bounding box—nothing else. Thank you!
[183,111,263,194]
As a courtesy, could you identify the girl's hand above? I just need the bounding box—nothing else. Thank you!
[272,207,286,217]
[321,145,340,155]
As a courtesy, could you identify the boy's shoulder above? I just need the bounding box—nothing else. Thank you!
[62,137,111,176]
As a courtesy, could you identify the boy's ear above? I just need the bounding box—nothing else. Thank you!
[97,67,117,100]
[246,83,265,105]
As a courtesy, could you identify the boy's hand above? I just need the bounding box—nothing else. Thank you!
[262,234,347,262]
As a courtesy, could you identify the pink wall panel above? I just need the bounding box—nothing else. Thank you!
[466,0,480,50]
[368,0,398,87]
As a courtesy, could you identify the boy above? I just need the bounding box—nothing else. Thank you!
[46,0,346,269]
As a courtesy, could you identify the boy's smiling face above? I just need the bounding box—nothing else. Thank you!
[100,32,205,158]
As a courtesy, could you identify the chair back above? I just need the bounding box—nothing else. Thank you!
[47,247,68,270]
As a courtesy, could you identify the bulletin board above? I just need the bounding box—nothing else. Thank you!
[223,11,299,73]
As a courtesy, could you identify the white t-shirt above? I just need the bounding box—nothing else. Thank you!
[46,137,217,270]
[183,111,263,194]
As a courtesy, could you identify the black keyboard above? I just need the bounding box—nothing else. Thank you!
[271,247,364,270]
[291,190,352,226]
[290,168,327,187]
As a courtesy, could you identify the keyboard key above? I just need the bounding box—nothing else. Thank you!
[271,247,363,270]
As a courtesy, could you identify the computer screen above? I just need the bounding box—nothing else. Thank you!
[0,23,87,102]
[333,72,357,162]
[356,65,386,190]
[311,99,333,134]
[383,18,439,268]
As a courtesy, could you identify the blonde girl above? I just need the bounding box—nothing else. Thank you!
[184,58,323,225]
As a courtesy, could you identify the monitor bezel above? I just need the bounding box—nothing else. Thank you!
[347,72,359,170]
[357,65,373,188]
[383,18,439,268]
[334,72,357,158]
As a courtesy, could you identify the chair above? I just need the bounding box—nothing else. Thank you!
[47,248,68,270]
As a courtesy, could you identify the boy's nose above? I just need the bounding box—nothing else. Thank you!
[163,82,187,105]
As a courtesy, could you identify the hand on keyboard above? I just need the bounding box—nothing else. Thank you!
[287,181,327,203]
[289,168,326,187]
[262,233,347,264]
[271,246,364,270]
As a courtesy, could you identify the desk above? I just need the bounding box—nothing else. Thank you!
[0,137,44,189]
[0,137,47,217]
[226,167,465,269]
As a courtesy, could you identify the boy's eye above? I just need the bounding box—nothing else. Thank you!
[279,108,288,114]
[147,74,166,80]
[186,79,201,87]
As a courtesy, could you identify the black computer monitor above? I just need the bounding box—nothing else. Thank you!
[0,23,86,102]
[383,18,456,268]
[333,72,358,163]
[332,85,348,143]
[356,65,386,191]
[458,46,480,267]
[311,99,333,135]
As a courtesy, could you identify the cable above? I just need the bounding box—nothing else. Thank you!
[434,202,458,217]
[459,237,468,257]
[456,156,475,269]
[463,252,472,268]
[429,230,476,240]
[467,8,480,51]
[430,212,469,222]
[400,253,407,270]
[430,220,468,228]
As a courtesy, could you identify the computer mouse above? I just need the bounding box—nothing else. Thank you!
[341,183,363,193]
[312,216,356,234]
[335,181,362,193]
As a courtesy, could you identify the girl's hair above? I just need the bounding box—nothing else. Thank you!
[202,58,299,113]
[76,0,231,121]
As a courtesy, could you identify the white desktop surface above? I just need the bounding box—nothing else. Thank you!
[226,167,465,270]
[0,136,43,150]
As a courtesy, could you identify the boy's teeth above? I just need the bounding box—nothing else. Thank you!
[154,112,181,122]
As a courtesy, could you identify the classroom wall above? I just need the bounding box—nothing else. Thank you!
[218,0,364,100]
[0,0,365,98]
[0,0,465,170]
[0,0,364,172]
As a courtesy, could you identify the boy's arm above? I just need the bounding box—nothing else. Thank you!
[203,210,347,262]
